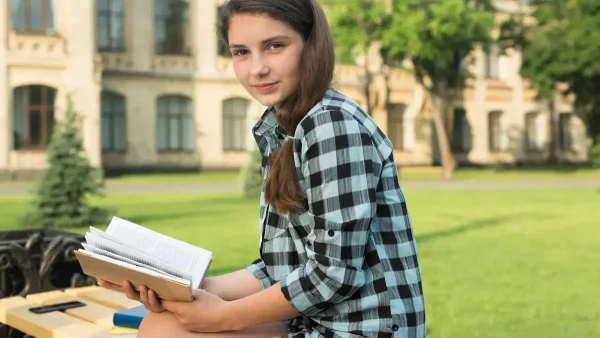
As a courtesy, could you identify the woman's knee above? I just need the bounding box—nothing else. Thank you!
[138,311,187,338]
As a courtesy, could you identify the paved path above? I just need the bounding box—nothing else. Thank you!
[0,180,598,195]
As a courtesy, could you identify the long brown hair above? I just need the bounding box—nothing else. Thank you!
[218,0,335,214]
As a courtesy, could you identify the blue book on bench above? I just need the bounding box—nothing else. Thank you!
[113,305,149,329]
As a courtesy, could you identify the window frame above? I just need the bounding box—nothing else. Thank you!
[156,95,195,152]
[154,0,191,55]
[558,113,573,151]
[10,0,55,34]
[488,110,503,152]
[387,103,406,151]
[96,0,126,52]
[13,85,56,150]
[101,91,127,153]
[222,98,249,152]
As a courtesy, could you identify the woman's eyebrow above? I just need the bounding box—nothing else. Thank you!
[229,35,291,49]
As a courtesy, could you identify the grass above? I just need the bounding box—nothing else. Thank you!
[1,188,598,337]
[1,167,598,188]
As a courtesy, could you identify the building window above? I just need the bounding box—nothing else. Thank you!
[10,0,55,34]
[101,91,127,152]
[387,103,406,150]
[559,113,573,151]
[488,110,503,151]
[154,0,190,55]
[451,108,469,152]
[484,44,500,79]
[157,95,194,151]
[96,0,125,51]
[222,98,249,151]
[13,85,56,149]
[524,112,540,151]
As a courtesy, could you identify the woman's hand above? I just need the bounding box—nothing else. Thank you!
[161,289,235,333]
[97,279,165,313]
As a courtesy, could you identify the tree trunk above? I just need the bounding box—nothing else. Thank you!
[547,97,558,165]
[430,92,456,179]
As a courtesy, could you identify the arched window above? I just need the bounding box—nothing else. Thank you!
[488,110,503,151]
[13,85,56,149]
[222,98,249,151]
[524,111,544,151]
[154,0,190,55]
[101,91,127,152]
[10,0,55,33]
[387,103,409,150]
[157,95,194,151]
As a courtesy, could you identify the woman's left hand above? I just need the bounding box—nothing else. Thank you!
[162,289,234,333]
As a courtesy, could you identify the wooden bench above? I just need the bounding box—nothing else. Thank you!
[0,285,141,337]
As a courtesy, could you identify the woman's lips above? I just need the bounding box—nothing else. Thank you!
[254,82,278,93]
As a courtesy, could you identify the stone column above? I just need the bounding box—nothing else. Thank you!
[67,0,101,167]
[0,3,9,172]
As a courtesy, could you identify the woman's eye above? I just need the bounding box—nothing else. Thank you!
[268,43,284,50]
[233,49,249,56]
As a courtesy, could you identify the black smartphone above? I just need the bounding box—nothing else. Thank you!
[28,301,87,314]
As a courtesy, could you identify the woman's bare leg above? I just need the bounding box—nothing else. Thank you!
[137,311,289,338]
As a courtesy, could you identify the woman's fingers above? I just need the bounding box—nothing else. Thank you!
[122,280,141,302]
[139,285,164,313]
[147,289,165,312]
[98,279,123,292]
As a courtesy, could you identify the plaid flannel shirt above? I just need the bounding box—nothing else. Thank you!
[247,89,426,338]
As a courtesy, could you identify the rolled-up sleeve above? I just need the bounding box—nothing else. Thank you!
[280,110,377,316]
[246,259,276,290]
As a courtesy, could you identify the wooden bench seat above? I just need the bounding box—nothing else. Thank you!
[0,286,140,338]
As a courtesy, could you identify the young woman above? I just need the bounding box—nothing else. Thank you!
[98,0,426,337]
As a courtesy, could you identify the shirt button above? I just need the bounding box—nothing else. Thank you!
[392,324,399,331]
[327,230,335,237]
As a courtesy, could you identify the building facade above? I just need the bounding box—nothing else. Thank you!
[0,0,592,179]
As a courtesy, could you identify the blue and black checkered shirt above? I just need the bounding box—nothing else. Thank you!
[247,88,426,338]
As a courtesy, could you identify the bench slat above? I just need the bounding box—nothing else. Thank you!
[26,291,116,329]
[4,298,111,338]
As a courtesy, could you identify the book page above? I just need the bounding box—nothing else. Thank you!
[104,217,212,278]
[81,243,184,281]
[85,230,192,282]
[77,249,190,286]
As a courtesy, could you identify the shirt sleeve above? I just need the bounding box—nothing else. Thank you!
[246,258,276,290]
[280,110,377,316]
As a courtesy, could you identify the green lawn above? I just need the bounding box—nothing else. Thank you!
[2,167,598,188]
[1,189,598,337]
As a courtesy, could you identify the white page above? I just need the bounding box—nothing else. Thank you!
[104,217,212,287]
[85,231,192,282]
[77,249,190,286]
[81,243,184,281]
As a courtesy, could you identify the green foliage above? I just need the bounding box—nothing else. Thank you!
[239,146,263,199]
[322,0,387,65]
[380,0,496,90]
[21,96,114,228]
[502,0,600,138]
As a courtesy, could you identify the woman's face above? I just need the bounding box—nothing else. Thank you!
[228,14,304,109]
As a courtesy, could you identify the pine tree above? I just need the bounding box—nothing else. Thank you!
[239,145,264,199]
[21,95,114,228]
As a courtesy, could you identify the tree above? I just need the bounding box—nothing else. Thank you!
[21,95,114,229]
[322,0,387,115]
[379,0,497,178]
[239,145,263,199]
[500,0,600,163]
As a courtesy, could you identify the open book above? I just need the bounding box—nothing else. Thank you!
[74,216,212,302]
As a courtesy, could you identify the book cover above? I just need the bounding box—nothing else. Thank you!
[113,305,149,329]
